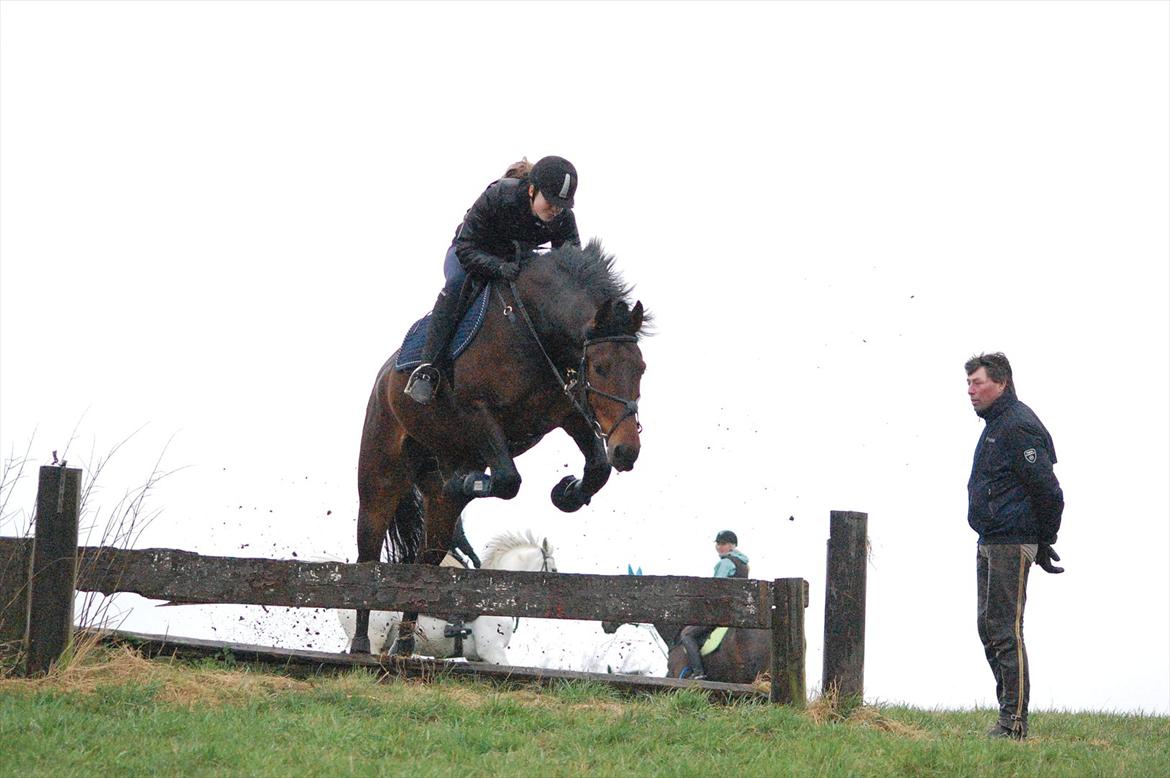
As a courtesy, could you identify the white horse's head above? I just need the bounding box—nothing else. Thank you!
[481,530,556,573]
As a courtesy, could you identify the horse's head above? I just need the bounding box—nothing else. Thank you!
[584,299,646,472]
[482,531,557,573]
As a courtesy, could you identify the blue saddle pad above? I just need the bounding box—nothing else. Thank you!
[394,283,492,372]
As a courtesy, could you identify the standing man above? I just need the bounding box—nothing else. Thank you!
[678,530,750,680]
[966,352,1065,740]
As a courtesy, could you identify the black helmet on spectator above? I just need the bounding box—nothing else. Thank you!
[715,530,738,545]
[530,155,577,209]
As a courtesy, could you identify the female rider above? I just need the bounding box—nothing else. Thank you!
[404,155,581,404]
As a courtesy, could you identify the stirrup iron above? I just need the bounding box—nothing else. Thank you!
[404,364,439,404]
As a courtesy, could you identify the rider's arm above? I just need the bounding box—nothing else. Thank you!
[454,184,510,279]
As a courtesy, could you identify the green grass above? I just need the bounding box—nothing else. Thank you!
[0,647,1166,777]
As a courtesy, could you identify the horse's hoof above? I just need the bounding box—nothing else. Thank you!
[551,475,586,513]
[350,636,371,655]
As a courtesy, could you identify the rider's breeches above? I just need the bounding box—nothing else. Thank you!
[977,543,1033,730]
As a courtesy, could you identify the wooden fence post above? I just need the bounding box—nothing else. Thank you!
[0,539,32,648]
[822,510,867,701]
[769,577,806,706]
[25,466,81,675]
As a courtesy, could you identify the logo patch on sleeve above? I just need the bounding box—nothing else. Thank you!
[1024,448,1037,463]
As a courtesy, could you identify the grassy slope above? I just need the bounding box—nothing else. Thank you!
[0,647,1166,777]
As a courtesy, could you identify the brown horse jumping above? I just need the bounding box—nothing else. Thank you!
[352,239,648,653]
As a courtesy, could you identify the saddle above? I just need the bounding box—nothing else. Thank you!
[701,627,730,656]
[394,283,493,372]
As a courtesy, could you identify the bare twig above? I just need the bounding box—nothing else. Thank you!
[0,435,37,537]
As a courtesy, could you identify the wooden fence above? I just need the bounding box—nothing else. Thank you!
[1,466,868,705]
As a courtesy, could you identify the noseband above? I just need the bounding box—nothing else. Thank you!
[501,283,642,442]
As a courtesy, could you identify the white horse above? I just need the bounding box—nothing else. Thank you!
[337,530,555,663]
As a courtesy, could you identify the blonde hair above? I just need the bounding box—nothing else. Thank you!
[503,157,533,179]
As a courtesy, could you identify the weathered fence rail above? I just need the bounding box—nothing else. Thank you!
[1,542,775,626]
[1,466,869,706]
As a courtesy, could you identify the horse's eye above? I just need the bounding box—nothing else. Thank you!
[594,364,610,379]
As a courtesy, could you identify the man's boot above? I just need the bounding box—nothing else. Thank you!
[405,288,461,404]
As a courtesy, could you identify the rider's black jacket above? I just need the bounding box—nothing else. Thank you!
[451,177,580,280]
[967,388,1064,545]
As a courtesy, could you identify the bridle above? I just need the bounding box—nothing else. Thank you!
[571,335,642,441]
[538,543,556,573]
[509,542,555,633]
[500,282,642,442]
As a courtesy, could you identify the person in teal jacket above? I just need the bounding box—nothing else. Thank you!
[679,530,750,680]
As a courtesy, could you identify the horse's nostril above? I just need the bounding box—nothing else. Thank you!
[612,444,639,470]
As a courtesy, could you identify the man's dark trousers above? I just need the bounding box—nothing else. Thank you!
[977,543,1033,735]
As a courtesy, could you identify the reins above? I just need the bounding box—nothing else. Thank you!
[497,281,641,441]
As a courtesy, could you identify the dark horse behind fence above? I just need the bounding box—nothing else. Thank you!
[602,620,771,685]
[352,239,649,653]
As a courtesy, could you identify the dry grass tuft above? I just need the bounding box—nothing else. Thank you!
[806,684,845,724]
[846,704,929,738]
[0,641,314,708]
[805,683,929,738]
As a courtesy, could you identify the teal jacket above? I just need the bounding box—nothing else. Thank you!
[713,549,749,578]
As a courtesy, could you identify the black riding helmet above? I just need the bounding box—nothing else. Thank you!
[529,155,577,209]
[715,530,738,545]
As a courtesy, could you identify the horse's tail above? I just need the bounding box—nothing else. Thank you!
[384,485,424,563]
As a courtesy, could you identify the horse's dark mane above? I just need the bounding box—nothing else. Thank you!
[518,238,651,345]
[534,238,633,303]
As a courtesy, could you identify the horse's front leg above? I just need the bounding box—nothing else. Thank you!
[551,416,612,513]
[440,401,522,500]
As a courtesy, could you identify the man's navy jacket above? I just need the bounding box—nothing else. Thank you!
[968,388,1064,545]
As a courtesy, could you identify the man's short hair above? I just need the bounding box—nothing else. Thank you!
[965,352,1013,389]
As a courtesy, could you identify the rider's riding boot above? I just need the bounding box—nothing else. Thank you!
[405,288,461,404]
[679,631,706,680]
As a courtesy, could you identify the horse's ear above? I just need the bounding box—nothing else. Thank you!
[628,301,644,335]
[593,299,615,331]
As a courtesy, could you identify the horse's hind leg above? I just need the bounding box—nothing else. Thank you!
[352,480,401,653]
[383,470,472,657]
[352,404,421,654]
[353,480,422,654]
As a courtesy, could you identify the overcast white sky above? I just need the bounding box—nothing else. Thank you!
[2,1,1167,713]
